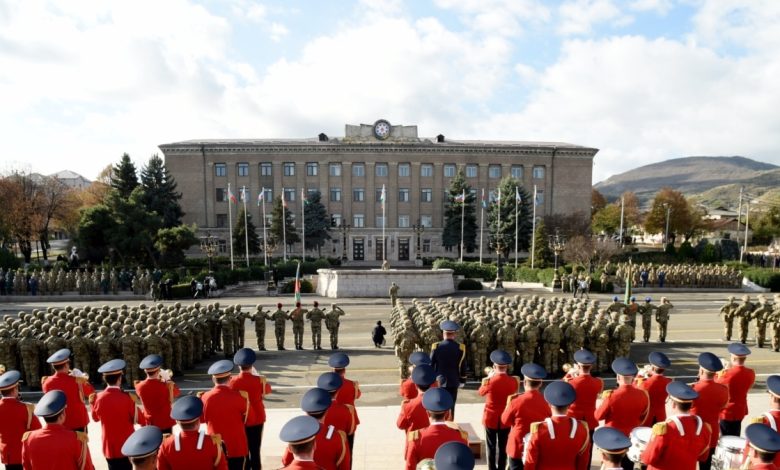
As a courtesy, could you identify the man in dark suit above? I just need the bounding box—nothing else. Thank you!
[430,320,466,418]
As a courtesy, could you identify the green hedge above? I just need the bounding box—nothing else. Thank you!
[432,259,496,279]
[744,269,780,292]
[170,283,193,299]
[280,279,314,294]
[457,279,483,290]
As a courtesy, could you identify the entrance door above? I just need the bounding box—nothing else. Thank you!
[398,238,409,261]
[353,238,364,261]
[375,237,385,261]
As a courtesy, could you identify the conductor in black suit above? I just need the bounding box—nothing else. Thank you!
[430,320,466,418]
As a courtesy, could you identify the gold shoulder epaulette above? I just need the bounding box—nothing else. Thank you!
[196,391,204,398]
[750,416,764,424]
[652,422,667,436]
[445,422,462,430]
[601,390,612,399]
[530,421,541,433]
[459,429,469,440]
[506,393,519,407]
[238,390,249,400]
[22,431,31,441]
[481,378,490,387]
[88,393,96,405]
[459,343,466,353]
[41,376,50,384]
[211,434,222,447]
[408,430,420,442]
[76,431,89,443]
[580,420,589,433]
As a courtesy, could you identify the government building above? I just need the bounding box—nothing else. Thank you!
[160,121,598,264]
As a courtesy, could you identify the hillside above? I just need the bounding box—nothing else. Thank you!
[595,156,779,207]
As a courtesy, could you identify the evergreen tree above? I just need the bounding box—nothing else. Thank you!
[441,169,478,256]
[303,190,331,257]
[233,206,261,255]
[140,154,183,228]
[111,153,139,198]
[269,195,300,250]
[155,224,198,267]
[486,177,532,258]
[532,219,553,268]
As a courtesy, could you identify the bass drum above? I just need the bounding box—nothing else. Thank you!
[712,436,747,470]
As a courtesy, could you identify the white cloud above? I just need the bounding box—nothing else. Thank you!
[433,0,551,37]
[629,0,674,15]
[558,0,633,35]
[269,22,289,42]
[691,0,780,53]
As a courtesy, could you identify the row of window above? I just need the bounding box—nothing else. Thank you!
[214,211,434,230]
[215,162,546,179]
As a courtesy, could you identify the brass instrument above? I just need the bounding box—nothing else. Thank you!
[159,369,174,382]
[0,364,5,375]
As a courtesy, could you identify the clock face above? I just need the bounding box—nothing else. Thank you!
[374,120,391,140]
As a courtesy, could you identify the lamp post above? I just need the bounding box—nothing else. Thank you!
[548,230,566,291]
[663,203,671,246]
[494,240,504,289]
[412,221,425,262]
[199,233,218,273]
[338,222,350,262]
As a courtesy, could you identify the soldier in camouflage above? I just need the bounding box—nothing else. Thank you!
[305,301,325,350]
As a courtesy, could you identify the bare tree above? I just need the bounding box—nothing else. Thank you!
[592,238,621,268]
[562,235,595,267]
[0,171,43,263]
[36,176,79,259]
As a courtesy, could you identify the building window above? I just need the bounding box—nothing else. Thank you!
[375,216,385,228]
[421,164,433,177]
[488,165,501,179]
[215,163,226,177]
[329,163,341,177]
[511,165,523,179]
[398,189,410,202]
[398,163,410,177]
[466,165,478,178]
[306,162,318,176]
[238,163,249,177]
[375,163,388,177]
[353,163,365,177]
[215,188,226,202]
[444,164,456,178]
[422,239,431,253]
[218,239,227,253]
[421,189,432,203]
[375,189,384,202]
[284,188,296,202]
[331,214,342,227]
[398,215,410,228]
[330,188,342,202]
[283,162,295,176]
[353,188,365,202]
[216,214,228,228]
[421,215,432,228]
[307,188,319,197]
[533,166,545,179]
[260,163,272,176]
[353,214,365,228]
[536,189,544,204]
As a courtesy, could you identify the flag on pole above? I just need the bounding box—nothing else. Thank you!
[301,188,309,205]
[282,194,288,208]
[454,190,465,203]
[497,187,501,203]
[257,188,265,206]
[228,187,237,204]
[380,184,386,205]
[481,188,487,208]
[294,261,301,302]
[240,186,247,202]
[515,187,522,203]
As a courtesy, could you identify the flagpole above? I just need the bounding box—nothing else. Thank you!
[459,189,465,263]
[382,184,386,262]
[282,195,288,262]
[228,183,234,270]
[479,189,484,265]
[242,186,249,268]
[261,189,268,267]
[619,196,625,249]
[497,187,501,263]
[514,186,519,268]
[301,189,306,261]
[530,185,537,269]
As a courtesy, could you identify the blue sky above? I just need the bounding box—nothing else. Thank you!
[1,0,779,183]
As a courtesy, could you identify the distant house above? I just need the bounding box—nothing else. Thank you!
[50,170,91,189]
[704,206,738,220]
[705,217,751,242]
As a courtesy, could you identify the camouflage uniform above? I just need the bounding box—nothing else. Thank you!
[120,324,143,384]
[252,306,269,351]
[18,328,41,388]
[496,317,517,374]
[655,298,674,343]
[221,313,235,357]
[305,305,325,350]
[469,320,490,379]
[719,296,738,341]
[68,327,92,375]
[395,322,418,378]
[271,307,289,350]
[325,305,345,350]
[612,316,634,359]
[753,297,772,348]
[640,299,655,342]
[289,306,306,350]
[736,295,754,344]
[520,316,539,366]
[540,318,562,375]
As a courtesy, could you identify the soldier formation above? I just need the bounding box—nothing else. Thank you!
[0,267,159,296]
[0,300,349,390]
[610,262,743,288]
[720,294,780,350]
[389,294,674,381]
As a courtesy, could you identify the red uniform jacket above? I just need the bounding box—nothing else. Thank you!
[334,376,361,426]
[751,464,779,470]
[399,378,438,400]
[21,423,94,470]
[280,460,323,469]
[229,371,272,426]
[641,415,711,470]
[691,378,729,449]
[135,378,180,430]
[323,402,357,436]
[594,384,650,436]
[717,365,756,421]
[157,429,228,470]
[636,373,672,426]
[0,397,41,465]
[564,373,603,429]
[524,416,590,470]
[200,385,249,458]
[41,372,93,431]
[396,395,429,434]
[282,423,350,470]
[478,373,520,430]
[744,410,780,466]
[90,387,140,459]
[405,422,468,470]
[501,389,552,460]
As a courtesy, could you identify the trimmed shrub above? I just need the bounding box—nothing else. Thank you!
[169,283,193,299]
[432,259,496,279]
[281,279,314,294]
[744,269,780,292]
[0,247,21,270]
[457,279,483,290]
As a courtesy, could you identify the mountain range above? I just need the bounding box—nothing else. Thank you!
[594,156,780,208]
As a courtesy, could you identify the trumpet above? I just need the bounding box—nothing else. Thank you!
[562,363,579,378]
[0,364,5,375]
[159,369,174,382]
[637,364,652,380]
[70,368,89,380]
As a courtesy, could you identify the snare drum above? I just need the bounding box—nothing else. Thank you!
[712,436,747,470]
[627,426,652,463]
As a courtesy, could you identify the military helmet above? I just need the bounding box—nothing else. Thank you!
[99,326,109,335]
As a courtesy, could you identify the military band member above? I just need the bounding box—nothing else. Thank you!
[135,354,180,434]
[744,423,780,470]
[405,388,468,470]
[717,343,756,437]
[524,381,590,470]
[434,441,475,470]
[565,350,603,438]
[21,390,95,470]
[636,352,672,426]
[592,427,631,470]
[479,350,520,470]
[397,365,437,437]
[690,352,729,470]
[501,363,551,470]
[745,375,780,467]
[330,353,362,449]
[0,370,41,470]
[278,415,321,470]
[400,352,434,400]
[431,320,466,418]
[317,373,358,444]
[157,395,228,470]
[41,348,93,432]
[121,426,163,470]
[641,382,711,470]
[201,360,249,470]
[229,348,273,470]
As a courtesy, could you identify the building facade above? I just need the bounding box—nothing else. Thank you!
[160,121,598,264]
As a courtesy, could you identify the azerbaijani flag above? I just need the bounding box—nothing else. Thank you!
[228,187,237,204]
[481,188,487,208]
[516,186,522,203]
[380,184,386,206]
[454,189,465,203]
[301,188,309,205]
[294,261,301,302]
[257,187,265,206]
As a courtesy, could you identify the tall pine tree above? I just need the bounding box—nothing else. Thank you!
[441,169,478,256]
[532,219,553,268]
[111,153,139,198]
[140,154,183,228]
[233,207,261,255]
[303,190,331,257]
[487,177,532,258]
[269,195,300,250]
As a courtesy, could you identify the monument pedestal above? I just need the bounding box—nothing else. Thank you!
[316,268,455,298]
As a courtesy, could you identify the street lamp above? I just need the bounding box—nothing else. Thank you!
[199,233,218,273]
[548,230,566,271]
[494,240,504,289]
[338,221,351,262]
[412,221,425,261]
[663,203,671,246]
